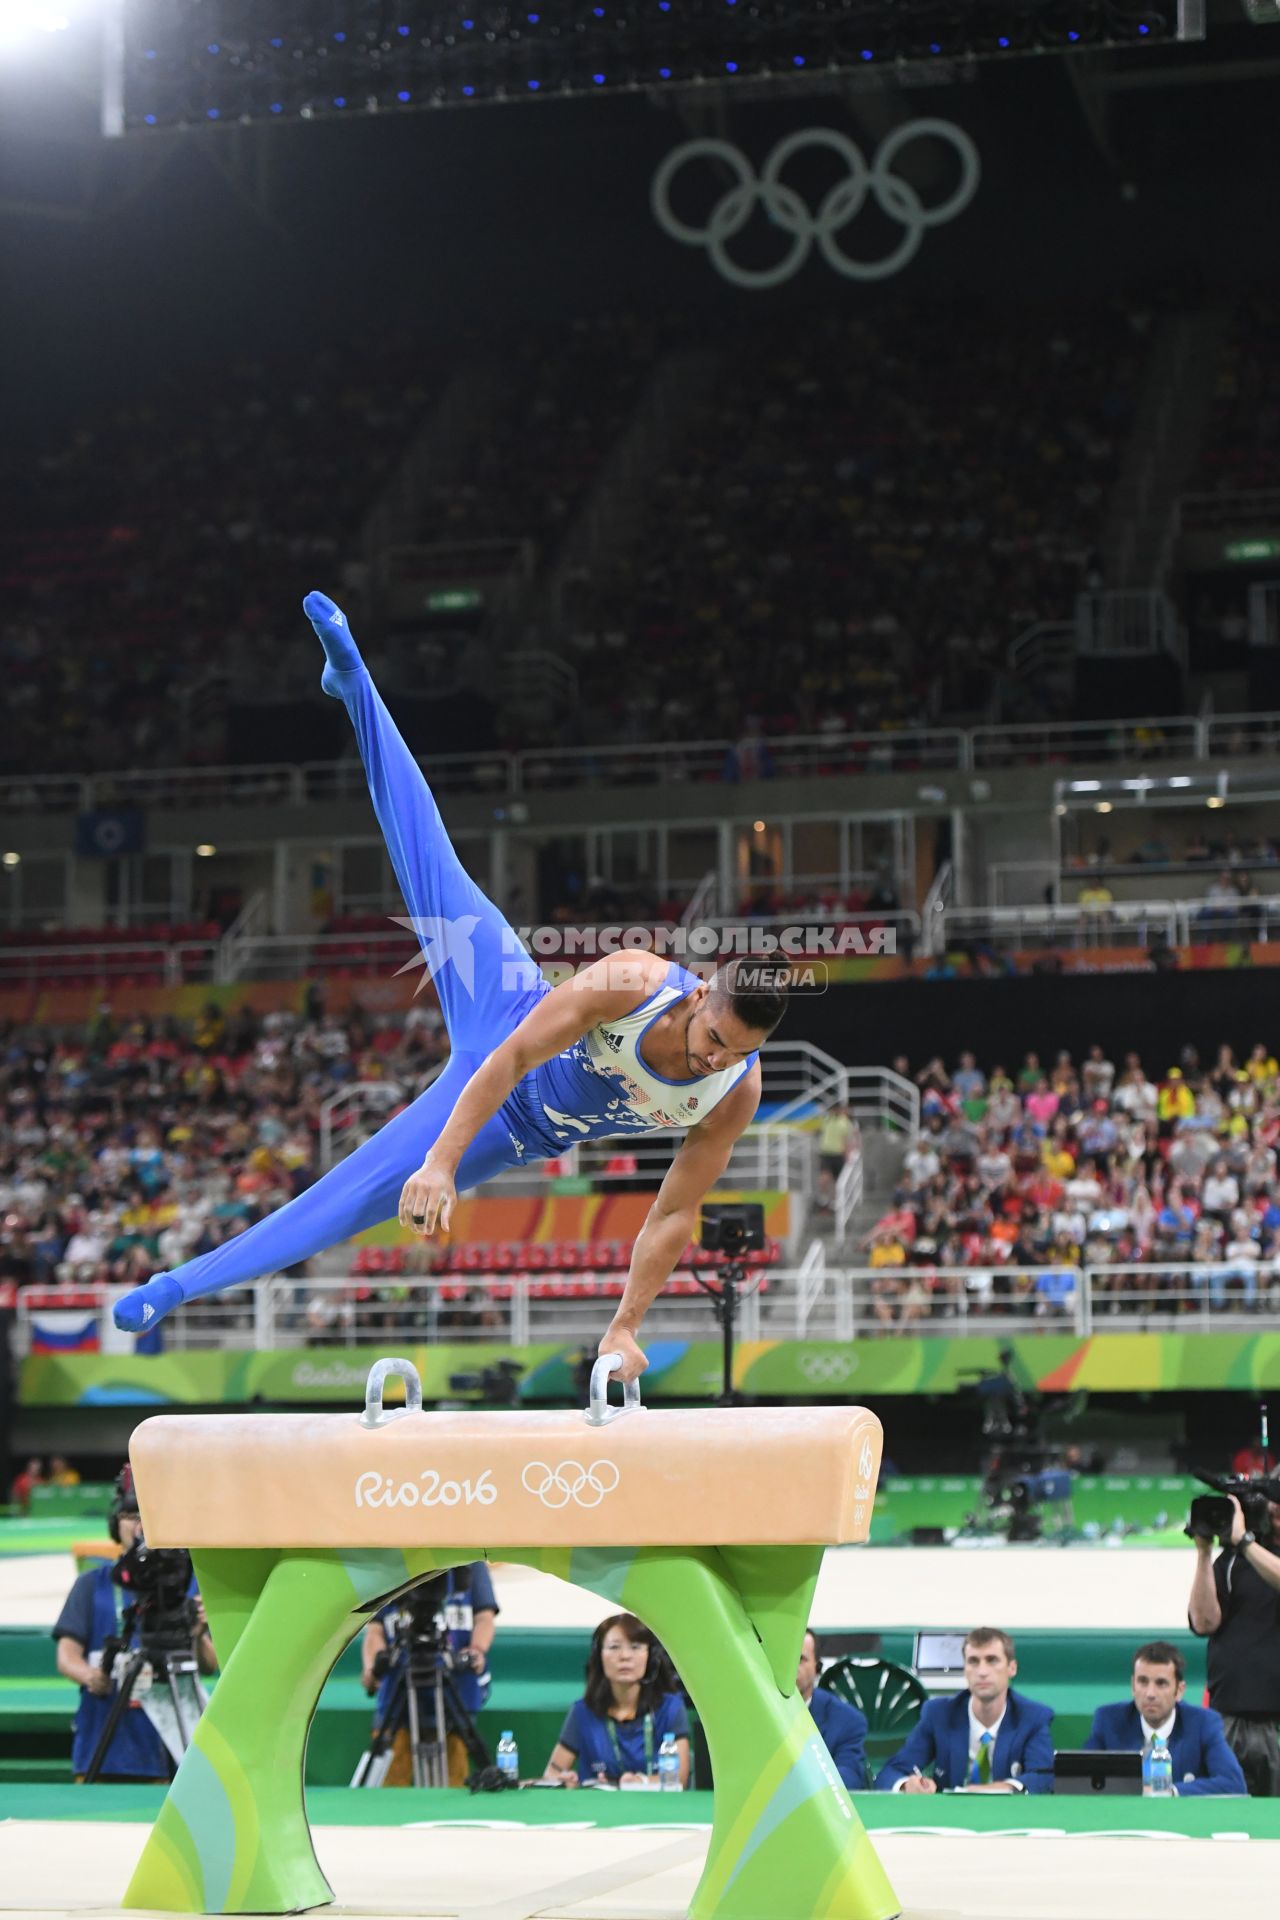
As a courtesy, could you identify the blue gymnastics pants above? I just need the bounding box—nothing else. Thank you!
[114,604,548,1333]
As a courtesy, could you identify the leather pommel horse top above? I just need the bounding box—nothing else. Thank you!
[130,1404,883,1550]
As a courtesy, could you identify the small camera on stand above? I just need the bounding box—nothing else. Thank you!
[697,1202,767,1406]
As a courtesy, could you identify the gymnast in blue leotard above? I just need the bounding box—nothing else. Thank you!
[114,593,788,1380]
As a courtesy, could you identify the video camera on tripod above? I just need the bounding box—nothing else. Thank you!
[83,1468,209,1784]
[353,1573,492,1789]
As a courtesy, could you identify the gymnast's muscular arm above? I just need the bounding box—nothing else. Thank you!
[601,1062,762,1382]
[398,951,667,1236]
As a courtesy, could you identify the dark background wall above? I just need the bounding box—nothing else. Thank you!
[4,54,1280,440]
[787,966,1280,1073]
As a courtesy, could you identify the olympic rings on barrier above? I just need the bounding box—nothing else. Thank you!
[797,1352,858,1385]
[651,121,981,288]
[522,1458,621,1509]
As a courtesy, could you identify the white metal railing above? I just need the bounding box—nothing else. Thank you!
[22,1262,1278,1357]
[1006,620,1075,680]
[1074,590,1182,663]
[513,727,967,791]
[937,901,1182,952]
[937,898,1280,952]
[318,1079,410,1170]
[695,907,920,959]
[19,707,1280,821]
[681,870,717,928]
[833,1152,863,1238]
[0,939,218,986]
[920,860,952,958]
[844,1067,919,1139]
[1205,709,1280,758]
[796,1239,826,1338]
[968,715,1200,768]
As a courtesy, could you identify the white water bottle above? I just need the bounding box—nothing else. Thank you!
[496,1730,519,1787]
[657,1731,681,1791]
[1147,1735,1173,1798]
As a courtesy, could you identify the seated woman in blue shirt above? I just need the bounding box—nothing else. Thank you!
[543,1612,691,1788]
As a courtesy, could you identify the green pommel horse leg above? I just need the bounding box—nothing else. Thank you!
[123,1358,902,1920]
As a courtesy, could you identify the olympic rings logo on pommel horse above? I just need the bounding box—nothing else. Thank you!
[521,1458,621,1509]
[651,120,981,288]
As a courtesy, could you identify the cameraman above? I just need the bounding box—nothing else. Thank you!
[1188,1488,1280,1795]
[361,1563,498,1786]
[52,1468,217,1782]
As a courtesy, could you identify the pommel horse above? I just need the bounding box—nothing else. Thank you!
[123,1357,901,1920]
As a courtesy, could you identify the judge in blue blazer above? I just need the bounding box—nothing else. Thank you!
[875,1627,1054,1794]
[798,1629,868,1791]
[1083,1640,1246,1797]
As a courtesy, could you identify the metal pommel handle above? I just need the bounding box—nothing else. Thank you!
[360,1357,424,1429]
[585,1351,644,1427]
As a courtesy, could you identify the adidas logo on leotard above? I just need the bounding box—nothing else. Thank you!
[599,1028,623,1053]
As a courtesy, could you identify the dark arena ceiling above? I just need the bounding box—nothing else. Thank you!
[116,1,1192,131]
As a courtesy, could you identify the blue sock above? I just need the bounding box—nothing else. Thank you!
[113,1272,185,1334]
[303,589,364,693]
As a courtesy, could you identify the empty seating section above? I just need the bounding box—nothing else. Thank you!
[348,1235,781,1300]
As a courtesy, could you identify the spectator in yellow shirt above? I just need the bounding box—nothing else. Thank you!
[1157,1069,1196,1136]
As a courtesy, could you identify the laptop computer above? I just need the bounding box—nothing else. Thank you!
[911,1632,968,1693]
[1053,1750,1144,1796]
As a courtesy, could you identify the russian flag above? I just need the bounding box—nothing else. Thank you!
[29,1302,101,1354]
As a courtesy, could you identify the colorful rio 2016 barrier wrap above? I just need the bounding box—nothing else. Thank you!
[21,1331,1280,1408]
[122,1360,900,1920]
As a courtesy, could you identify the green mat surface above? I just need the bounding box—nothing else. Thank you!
[0,1518,114,1559]
[2,1783,1276,1837]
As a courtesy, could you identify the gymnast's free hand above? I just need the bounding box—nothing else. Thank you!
[399,1155,457,1237]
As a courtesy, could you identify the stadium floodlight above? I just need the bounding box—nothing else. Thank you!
[0,0,104,53]
[0,5,68,47]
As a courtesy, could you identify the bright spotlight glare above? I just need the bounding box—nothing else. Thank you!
[0,6,66,45]
[0,1,98,53]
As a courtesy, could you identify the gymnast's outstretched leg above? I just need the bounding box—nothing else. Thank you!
[303,590,546,1047]
[113,1054,517,1331]
[114,594,546,1334]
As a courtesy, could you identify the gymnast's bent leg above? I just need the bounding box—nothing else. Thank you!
[113,1055,517,1332]
[303,590,546,1048]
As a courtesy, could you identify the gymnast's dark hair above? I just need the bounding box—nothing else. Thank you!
[583,1613,680,1721]
[709,956,791,1037]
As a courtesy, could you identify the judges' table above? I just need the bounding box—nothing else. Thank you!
[4,1783,1278,1837]
[123,1360,895,1920]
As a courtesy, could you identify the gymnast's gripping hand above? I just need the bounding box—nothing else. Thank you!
[599,1324,648,1383]
[399,1155,457,1238]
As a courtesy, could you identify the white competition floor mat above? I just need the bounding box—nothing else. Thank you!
[0,1544,1199,1633]
[0,1817,1272,1920]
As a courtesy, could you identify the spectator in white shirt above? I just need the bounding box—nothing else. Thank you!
[1065,1160,1104,1211]
[975,1143,1013,1194]
[1201,1160,1241,1226]
[1113,1067,1157,1126]
[1081,1044,1116,1103]
[903,1138,942,1191]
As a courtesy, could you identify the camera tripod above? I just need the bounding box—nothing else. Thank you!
[83,1627,208,1784]
[695,1259,762,1407]
[352,1640,490,1788]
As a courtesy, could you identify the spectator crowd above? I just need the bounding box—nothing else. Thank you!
[865,1041,1280,1325]
[3,300,1157,786]
[0,1001,448,1305]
